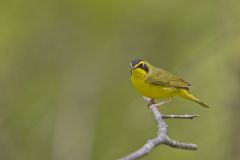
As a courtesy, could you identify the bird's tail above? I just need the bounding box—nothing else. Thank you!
[178,89,210,108]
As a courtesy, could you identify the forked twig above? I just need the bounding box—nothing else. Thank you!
[119,97,198,160]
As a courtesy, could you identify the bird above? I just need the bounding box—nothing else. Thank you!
[129,58,210,108]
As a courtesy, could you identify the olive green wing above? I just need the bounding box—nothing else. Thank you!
[146,68,191,88]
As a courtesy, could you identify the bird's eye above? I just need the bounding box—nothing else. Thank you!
[138,63,144,68]
[138,63,149,73]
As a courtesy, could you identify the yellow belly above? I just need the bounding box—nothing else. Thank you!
[131,77,177,99]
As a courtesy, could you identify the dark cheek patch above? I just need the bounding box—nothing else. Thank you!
[143,64,149,73]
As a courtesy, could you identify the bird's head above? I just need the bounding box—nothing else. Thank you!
[129,59,150,78]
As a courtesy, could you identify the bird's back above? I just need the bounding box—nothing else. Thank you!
[146,67,191,89]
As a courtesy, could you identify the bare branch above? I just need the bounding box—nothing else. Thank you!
[119,98,197,160]
[162,114,199,119]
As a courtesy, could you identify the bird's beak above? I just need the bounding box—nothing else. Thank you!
[129,65,135,71]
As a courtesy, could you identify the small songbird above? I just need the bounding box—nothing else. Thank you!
[129,59,210,108]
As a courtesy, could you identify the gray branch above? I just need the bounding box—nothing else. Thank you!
[119,98,197,160]
[162,114,199,119]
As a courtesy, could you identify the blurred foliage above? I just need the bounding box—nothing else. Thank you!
[0,0,240,160]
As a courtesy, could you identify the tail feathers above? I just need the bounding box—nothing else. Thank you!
[180,89,210,108]
[194,99,210,108]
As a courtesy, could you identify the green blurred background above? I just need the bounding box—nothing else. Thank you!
[1,0,240,160]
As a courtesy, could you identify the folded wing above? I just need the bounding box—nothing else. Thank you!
[146,68,191,89]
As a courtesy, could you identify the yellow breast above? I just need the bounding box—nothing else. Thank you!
[131,75,176,99]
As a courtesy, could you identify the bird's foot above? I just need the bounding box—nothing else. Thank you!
[143,97,171,112]
[153,98,171,107]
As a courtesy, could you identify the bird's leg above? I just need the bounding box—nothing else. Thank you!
[143,97,171,112]
[152,98,171,108]
[143,97,152,104]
